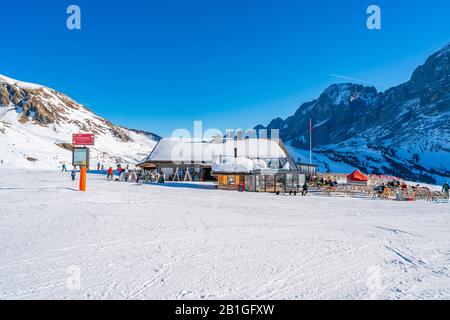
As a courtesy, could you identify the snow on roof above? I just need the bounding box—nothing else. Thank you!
[146,138,287,163]
[0,74,43,90]
[212,157,268,174]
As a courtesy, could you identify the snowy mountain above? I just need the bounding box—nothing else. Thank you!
[0,74,160,169]
[256,43,450,184]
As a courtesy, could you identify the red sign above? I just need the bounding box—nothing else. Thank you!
[72,133,95,146]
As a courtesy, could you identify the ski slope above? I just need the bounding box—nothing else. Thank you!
[0,74,158,170]
[0,170,449,300]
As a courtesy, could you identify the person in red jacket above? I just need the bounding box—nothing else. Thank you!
[107,167,113,180]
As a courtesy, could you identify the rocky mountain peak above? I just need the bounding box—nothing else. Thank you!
[0,74,159,168]
[0,75,138,142]
[255,43,450,184]
[321,83,379,107]
[409,43,450,90]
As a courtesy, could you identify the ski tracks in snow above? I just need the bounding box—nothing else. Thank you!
[1,170,449,299]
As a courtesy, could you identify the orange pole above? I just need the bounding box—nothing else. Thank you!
[80,166,87,192]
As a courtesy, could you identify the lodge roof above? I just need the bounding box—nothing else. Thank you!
[140,138,288,164]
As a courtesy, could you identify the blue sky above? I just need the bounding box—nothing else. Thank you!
[2,0,450,136]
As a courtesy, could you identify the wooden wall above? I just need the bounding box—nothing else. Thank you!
[217,174,244,190]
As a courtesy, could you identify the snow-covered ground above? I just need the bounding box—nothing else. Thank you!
[0,170,449,300]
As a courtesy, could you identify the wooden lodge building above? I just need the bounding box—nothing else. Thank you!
[137,137,305,193]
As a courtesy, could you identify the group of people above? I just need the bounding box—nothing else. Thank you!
[106,164,127,181]
[104,165,170,184]
[386,180,402,188]
[60,162,450,200]
[375,181,404,193]
[105,164,147,184]
[62,162,139,183]
[97,162,105,171]
[312,177,339,188]
[374,183,387,195]
[374,180,450,201]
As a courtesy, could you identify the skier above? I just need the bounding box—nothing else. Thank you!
[119,168,125,181]
[97,162,101,171]
[61,163,67,172]
[71,168,76,181]
[302,182,308,196]
[101,164,104,171]
[107,167,114,180]
[443,182,450,199]
[136,170,142,183]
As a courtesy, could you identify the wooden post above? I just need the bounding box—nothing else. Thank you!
[80,165,87,192]
[310,118,312,165]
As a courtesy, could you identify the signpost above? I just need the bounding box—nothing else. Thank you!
[79,165,87,192]
[72,134,94,192]
[72,147,90,167]
[72,133,95,146]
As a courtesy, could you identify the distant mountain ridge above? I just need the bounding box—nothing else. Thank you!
[0,74,160,169]
[256,43,450,184]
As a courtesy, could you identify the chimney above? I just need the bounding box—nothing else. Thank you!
[214,134,222,143]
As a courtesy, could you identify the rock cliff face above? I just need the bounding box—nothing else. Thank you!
[257,44,450,184]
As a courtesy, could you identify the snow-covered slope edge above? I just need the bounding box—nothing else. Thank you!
[0,74,160,169]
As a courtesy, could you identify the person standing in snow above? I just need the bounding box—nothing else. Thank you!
[107,167,113,180]
[62,163,67,172]
[302,182,308,196]
[443,182,450,199]
[71,168,76,181]
[120,168,127,181]
[136,170,142,183]
[97,162,101,171]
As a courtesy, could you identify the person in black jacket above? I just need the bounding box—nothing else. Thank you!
[302,182,308,196]
[443,182,450,198]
